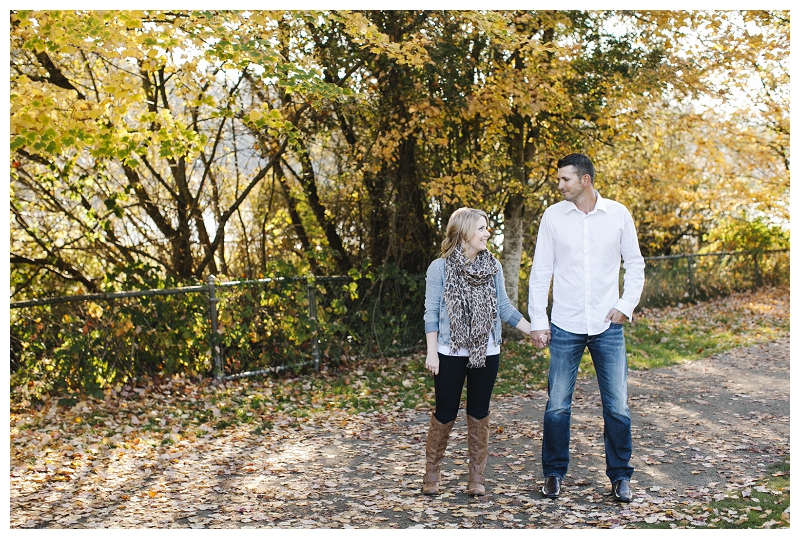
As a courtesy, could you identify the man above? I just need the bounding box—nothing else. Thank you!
[528,153,645,503]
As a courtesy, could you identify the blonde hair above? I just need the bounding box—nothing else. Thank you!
[440,207,489,258]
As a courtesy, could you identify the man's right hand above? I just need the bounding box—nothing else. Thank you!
[530,329,551,349]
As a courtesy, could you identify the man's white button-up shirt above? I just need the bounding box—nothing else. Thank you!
[528,190,645,336]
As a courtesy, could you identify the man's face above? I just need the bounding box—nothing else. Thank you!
[557,165,589,202]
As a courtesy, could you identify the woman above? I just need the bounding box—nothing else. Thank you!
[422,207,531,496]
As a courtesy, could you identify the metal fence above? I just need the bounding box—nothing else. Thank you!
[9,249,789,395]
[637,248,789,308]
[211,270,424,380]
[10,270,426,392]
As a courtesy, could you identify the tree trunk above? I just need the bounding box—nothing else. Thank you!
[501,97,528,311]
[364,169,391,266]
[391,133,434,273]
[501,193,525,309]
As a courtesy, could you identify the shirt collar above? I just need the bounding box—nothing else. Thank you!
[563,190,608,215]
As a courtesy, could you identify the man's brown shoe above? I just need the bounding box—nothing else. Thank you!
[542,476,561,498]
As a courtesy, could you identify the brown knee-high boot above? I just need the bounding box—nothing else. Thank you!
[467,413,490,496]
[422,414,455,495]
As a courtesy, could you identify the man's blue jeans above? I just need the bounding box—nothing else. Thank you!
[542,323,634,483]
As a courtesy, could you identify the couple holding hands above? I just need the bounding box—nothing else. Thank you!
[422,153,645,503]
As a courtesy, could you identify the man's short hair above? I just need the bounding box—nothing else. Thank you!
[557,153,595,183]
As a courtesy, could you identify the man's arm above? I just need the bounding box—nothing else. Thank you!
[612,208,645,320]
[528,210,554,347]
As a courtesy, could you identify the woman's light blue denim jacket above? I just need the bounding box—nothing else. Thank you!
[424,257,523,348]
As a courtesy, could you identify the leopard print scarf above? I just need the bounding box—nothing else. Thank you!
[444,247,498,368]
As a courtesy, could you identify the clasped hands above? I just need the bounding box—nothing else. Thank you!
[529,309,628,349]
[530,329,551,349]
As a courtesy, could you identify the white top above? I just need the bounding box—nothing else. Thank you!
[528,190,645,336]
[437,331,500,357]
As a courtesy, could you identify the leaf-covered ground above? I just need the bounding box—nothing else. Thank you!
[9,288,790,528]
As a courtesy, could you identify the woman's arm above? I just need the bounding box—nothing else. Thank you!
[424,259,443,376]
[495,260,532,335]
[514,317,531,334]
[495,261,524,327]
[425,331,440,375]
[424,259,443,333]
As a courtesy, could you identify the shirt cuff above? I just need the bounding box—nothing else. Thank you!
[614,299,635,320]
[532,317,550,332]
[424,322,439,334]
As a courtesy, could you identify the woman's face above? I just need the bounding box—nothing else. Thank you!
[465,216,490,256]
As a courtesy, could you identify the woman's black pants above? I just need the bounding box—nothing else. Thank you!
[433,353,499,424]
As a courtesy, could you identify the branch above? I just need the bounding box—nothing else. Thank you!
[282,152,352,273]
[34,51,87,99]
[122,164,177,239]
[194,137,290,276]
[11,254,98,292]
[274,162,316,272]
[139,155,180,201]
[190,72,244,218]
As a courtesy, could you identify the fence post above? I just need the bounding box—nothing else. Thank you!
[307,278,321,371]
[753,250,763,287]
[686,254,694,300]
[208,274,222,379]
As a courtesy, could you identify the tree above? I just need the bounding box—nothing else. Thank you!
[10,10,789,302]
[11,10,354,297]
[596,11,789,256]
[425,11,703,304]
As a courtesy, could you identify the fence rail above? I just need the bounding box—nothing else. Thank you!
[637,248,788,308]
[9,249,789,399]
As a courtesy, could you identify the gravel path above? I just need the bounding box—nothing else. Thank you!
[11,338,789,528]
